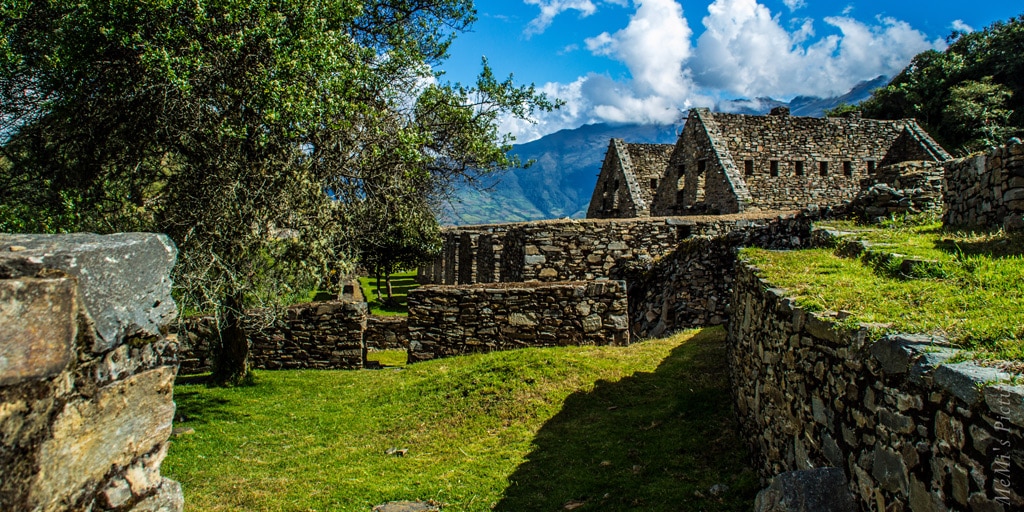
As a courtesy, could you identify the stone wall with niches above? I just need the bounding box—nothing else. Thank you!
[728,262,1024,510]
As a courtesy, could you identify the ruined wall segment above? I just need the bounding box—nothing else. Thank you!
[729,262,1024,511]
[944,143,1024,231]
[588,140,674,219]
[0,233,183,512]
[407,280,629,362]
[177,300,367,374]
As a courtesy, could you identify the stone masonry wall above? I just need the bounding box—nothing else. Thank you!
[943,143,1024,230]
[729,262,1024,511]
[406,280,629,362]
[0,233,183,512]
[628,213,812,338]
[177,300,367,374]
[422,212,801,286]
[365,316,409,351]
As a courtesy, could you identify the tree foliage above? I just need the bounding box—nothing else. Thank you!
[0,0,554,384]
[859,15,1024,154]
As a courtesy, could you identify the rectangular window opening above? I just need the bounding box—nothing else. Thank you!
[650,178,658,189]
[819,161,828,176]
[795,161,804,176]
[744,160,754,176]
[843,161,853,177]
[770,160,779,177]
[867,161,876,174]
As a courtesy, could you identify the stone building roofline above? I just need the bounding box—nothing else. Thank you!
[901,120,953,162]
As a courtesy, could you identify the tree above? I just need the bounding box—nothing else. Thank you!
[1,0,555,384]
[860,15,1024,154]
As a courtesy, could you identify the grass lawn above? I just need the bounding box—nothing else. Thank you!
[164,328,759,511]
[742,219,1024,360]
[359,271,418,316]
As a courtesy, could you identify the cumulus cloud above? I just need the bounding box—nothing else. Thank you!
[505,0,944,141]
[524,0,598,37]
[951,19,974,33]
[689,0,943,98]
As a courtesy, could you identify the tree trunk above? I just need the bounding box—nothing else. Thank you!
[375,272,382,301]
[212,291,250,386]
[385,272,393,299]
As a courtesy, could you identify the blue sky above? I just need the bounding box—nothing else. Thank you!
[437,0,1022,141]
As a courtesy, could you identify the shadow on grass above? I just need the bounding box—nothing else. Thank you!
[933,231,1024,259]
[494,328,759,511]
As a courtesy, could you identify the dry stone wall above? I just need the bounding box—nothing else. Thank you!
[944,143,1024,231]
[729,262,1024,511]
[406,281,629,362]
[0,233,183,512]
[177,300,367,374]
[628,213,813,338]
[365,316,409,351]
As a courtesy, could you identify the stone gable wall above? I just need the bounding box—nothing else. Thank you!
[0,233,183,512]
[626,143,675,208]
[653,110,950,216]
[407,280,629,362]
[943,143,1024,230]
[587,139,643,219]
[729,262,1024,510]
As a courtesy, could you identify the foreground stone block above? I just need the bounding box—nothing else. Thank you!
[0,278,77,386]
[754,468,857,512]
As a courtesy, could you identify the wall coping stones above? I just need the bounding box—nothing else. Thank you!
[934,363,1016,407]
[0,233,177,353]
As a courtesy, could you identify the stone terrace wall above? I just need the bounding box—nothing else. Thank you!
[407,280,629,362]
[178,300,367,374]
[629,213,812,338]
[0,233,183,511]
[944,143,1024,230]
[729,263,1024,511]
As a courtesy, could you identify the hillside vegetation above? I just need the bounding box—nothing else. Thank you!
[164,328,759,511]
[860,14,1024,154]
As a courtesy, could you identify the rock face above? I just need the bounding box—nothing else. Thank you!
[754,469,857,512]
[0,233,182,512]
[729,261,1024,511]
[944,143,1024,230]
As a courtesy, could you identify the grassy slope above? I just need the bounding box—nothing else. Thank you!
[742,220,1024,360]
[164,328,758,511]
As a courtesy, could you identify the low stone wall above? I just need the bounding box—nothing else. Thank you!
[365,316,409,351]
[944,143,1024,230]
[407,281,629,362]
[628,212,812,338]
[178,300,367,374]
[728,262,1024,510]
[0,233,183,511]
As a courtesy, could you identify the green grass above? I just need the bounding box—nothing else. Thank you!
[743,219,1024,360]
[359,271,418,316]
[164,328,758,511]
[365,349,409,367]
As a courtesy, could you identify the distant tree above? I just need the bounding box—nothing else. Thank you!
[860,15,1024,154]
[824,103,862,118]
[0,0,555,384]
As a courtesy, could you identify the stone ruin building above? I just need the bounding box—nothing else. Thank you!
[588,107,952,218]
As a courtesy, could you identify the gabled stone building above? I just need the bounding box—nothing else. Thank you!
[588,107,951,218]
[586,139,675,219]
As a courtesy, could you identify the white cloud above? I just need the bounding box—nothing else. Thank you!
[689,0,943,98]
[783,0,806,11]
[951,19,974,33]
[524,0,598,37]
[842,5,854,15]
[504,0,944,142]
